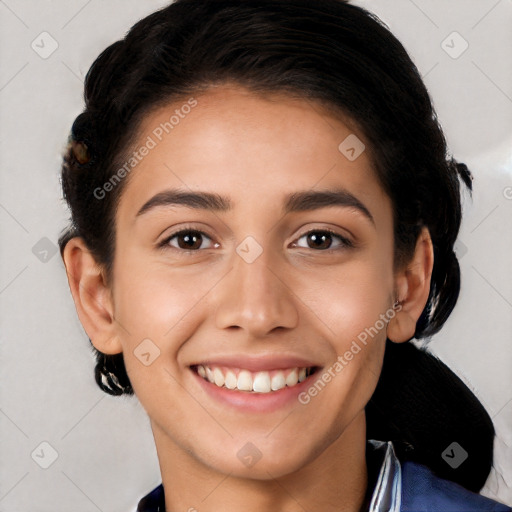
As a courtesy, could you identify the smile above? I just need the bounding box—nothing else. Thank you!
[193,364,317,393]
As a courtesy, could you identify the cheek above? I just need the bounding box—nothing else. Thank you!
[302,249,393,398]
[111,249,210,341]
[110,255,205,410]
[312,251,394,341]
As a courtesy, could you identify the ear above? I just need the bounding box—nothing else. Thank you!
[61,237,122,354]
[387,226,434,343]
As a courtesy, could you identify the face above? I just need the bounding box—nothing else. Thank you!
[109,84,397,478]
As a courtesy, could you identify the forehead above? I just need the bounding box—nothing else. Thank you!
[116,85,391,223]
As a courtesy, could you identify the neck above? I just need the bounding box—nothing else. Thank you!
[152,412,369,512]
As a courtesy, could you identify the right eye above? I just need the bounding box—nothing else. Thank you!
[159,229,219,252]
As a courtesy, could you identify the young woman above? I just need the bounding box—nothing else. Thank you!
[58,1,511,510]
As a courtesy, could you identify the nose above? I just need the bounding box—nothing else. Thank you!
[213,246,299,338]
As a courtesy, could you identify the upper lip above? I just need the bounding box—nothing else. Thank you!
[190,355,321,372]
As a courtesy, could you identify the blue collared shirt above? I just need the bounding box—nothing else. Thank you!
[137,439,512,511]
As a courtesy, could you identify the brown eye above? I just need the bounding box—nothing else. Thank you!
[162,230,215,251]
[294,230,353,251]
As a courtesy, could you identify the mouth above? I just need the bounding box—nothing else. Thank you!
[191,364,320,394]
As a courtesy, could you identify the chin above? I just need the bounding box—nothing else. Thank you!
[193,434,325,480]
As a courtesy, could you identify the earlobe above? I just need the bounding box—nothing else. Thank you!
[387,227,434,343]
[62,237,123,354]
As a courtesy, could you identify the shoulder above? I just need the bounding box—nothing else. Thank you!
[400,460,512,512]
[135,460,512,512]
[136,484,165,512]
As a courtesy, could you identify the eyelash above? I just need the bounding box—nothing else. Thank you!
[157,226,354,254]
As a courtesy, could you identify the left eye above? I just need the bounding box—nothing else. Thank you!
[293,230,353,251]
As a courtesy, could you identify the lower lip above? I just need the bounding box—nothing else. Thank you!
[190,368,319,413]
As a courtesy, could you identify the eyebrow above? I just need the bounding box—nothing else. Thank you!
[135,188,375,226]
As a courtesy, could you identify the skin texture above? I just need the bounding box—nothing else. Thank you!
[63,84,434,512]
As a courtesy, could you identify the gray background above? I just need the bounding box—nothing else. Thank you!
[0,0,511,510]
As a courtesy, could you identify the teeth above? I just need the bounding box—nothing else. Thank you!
[225,370,237,389]
[213,367,225,387]
[285,368,299,387]
[237,370,253,391]
[271,372,286,391]
[195,365,313,393]
[253,372,271,393]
